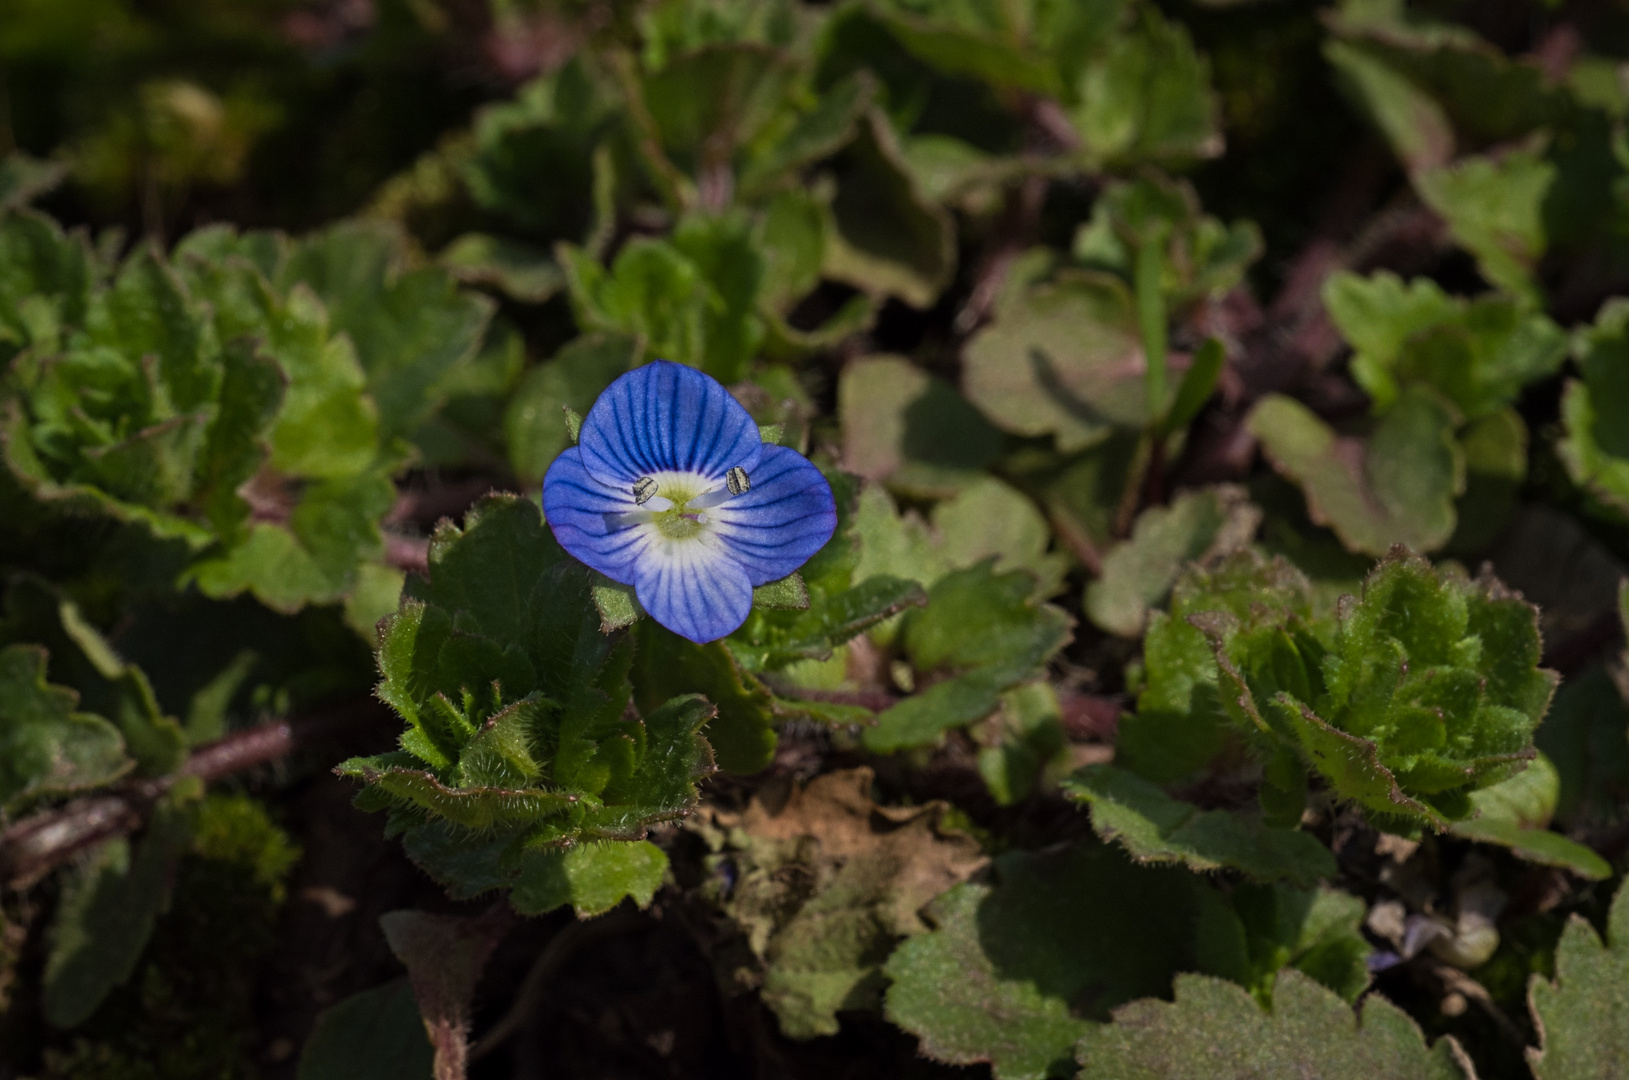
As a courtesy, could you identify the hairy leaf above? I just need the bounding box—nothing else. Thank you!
[1063,763,1335,886]
[1526,879,1629,1079]
[1074,969,1470,1079]
[883,842,1205,1080]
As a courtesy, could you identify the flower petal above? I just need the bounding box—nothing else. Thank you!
[634,533,754,643]
[708,445,838,586]
[578,360,762,489]
[541,447,652,583]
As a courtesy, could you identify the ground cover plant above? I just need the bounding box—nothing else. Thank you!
[2,0,1629,1076]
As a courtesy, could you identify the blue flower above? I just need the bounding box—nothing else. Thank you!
[543,361,838,644]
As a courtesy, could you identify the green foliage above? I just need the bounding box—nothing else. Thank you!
[1117,549,1554,832]
[1527,878,1629,1078]
[0,211,489,615]
[7,0,1629,1072]
[863,562,1072,751]
[1062,764,1335,886]
[338,493,715,911]
[883,841,1210,1080]
[0,643,129,812]
[1074,969,1470,1079]
[1085,485,1258,637]
[1322,270,1565,419]
[1559,299,1629,518]
[1250,389,1464,556]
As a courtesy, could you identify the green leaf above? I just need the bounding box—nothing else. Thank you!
[670,212,767,383]
[977,681,1068,805]
[1449,407,1527,553]
[400,823,669,917]
[1085,485,1259,637]
[640,43,800,178]
[932,477,1069,596]
[296,979,434,1080]
[1074,176,1260,323]
[865,562,1071,751]
[1526,879,1629,1079]
[1200,884,1372,1006]
[188,468,397,611]
[869,7,1061,96]
[0,152,69,211]
[352,494,718,871]
[634,622,776,774]
[43,799,192,1028]
[439,233,564,303]
[0,643,129,812]
[740,71,876,196]
[1249,388,1464,556]
[1062,763,1335,886]
[1558,299,1629,517]
[1416,149,1554,307]
[823,109,955,309]
[729,572,928,674]
[1074,969,1471,1079]
[883,842,1207,1080]
[1447,753,1611,878]
[503,332,638,485]
[962,271,1151,452]
[280,221,494,441]
[1322,270,1565,418]
[1164,337,1225,434]
[838,355,1002,495]
[1324,39,1454,175]
[1070,6,1221,166]
[561,233,759,378]
[752,573,809,610]
[1294,550,1555,826]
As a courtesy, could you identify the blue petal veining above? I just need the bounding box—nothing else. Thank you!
[542,360,837,643]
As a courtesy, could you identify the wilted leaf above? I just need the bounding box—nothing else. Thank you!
[1074,969,1471,1079]
[697,768,985,1038]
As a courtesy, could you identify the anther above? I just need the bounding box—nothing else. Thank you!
[726,467,750,496]
[632,476,657,504]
